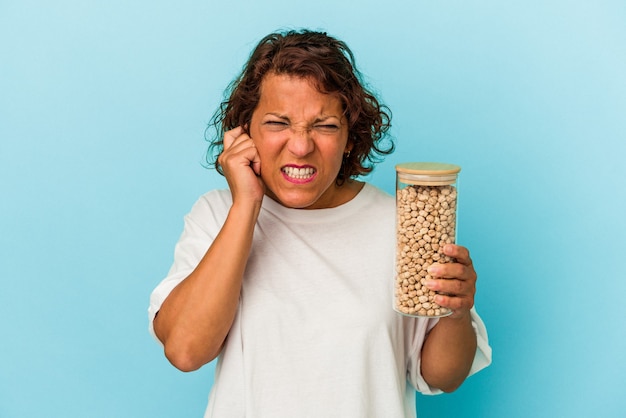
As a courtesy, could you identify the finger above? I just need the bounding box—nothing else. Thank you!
[224,135,254,156]
[427,276,466,294]
[220,131,256,166]
[427,275,475,298]
[427,262,468,280]
[433,293,473,313]
[442,244,471,265]
[226,130,260,175]
[219,134,262,180]
[250,153,261,176]
[223,126,245,150]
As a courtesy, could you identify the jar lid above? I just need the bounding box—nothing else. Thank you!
[395,162,461,175]
[396,162,461,186]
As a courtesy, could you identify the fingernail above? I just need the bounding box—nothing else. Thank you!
[425,279,436,289]
[427,265,440,275]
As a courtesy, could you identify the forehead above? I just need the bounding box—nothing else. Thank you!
[257,73,343,113]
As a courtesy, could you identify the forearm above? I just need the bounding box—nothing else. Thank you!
[154,202,260,371]
[420,312,477,392]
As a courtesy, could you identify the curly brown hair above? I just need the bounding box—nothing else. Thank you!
[206,29,393,182]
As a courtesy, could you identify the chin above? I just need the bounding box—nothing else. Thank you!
[278,197,318,209]
[268,191,320,209]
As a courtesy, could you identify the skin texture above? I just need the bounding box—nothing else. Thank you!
[421,243,478,392]
[248,73,361,209]
[153,73,478,393]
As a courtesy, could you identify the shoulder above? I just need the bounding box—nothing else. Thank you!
[362,182,393,200]
[187,189,232,223]
[340,183,395,226]
[361,183,394,209]
[196,189,233,207]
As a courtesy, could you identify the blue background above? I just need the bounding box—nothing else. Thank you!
[1,1,625,417]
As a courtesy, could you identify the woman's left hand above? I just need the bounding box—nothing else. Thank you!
[425,244,477,319]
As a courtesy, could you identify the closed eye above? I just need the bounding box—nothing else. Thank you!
[314,124,340,134]
[263,120,289,131]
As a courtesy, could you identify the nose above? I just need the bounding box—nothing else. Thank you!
[287,126,315,157]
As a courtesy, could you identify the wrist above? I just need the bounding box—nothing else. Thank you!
[440,309,472,326]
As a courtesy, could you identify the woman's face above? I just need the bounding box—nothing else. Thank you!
[249,73,353,209]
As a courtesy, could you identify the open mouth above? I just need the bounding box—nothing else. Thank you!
[281,166,316,180]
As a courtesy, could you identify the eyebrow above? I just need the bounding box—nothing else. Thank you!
[265,113,290,120]
[314,116,341,124]
[265,113,342,123]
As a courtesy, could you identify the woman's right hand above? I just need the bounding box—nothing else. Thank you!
[155,127,264,371]
[218,126,265,207]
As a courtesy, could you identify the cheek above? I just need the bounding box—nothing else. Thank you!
[320,146,347,176]
[327,140,349,162]
[253,133,284,162]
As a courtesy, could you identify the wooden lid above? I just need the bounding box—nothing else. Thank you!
[395,162,461,175]
[395,162,461,186]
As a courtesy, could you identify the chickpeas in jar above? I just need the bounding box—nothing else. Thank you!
[394,162,460,318]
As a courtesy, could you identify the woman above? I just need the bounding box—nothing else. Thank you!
[149,29,491,417]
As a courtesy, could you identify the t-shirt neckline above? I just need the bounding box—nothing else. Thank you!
[260,183,378,224]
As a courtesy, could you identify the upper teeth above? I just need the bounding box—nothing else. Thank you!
[282,167,315,178]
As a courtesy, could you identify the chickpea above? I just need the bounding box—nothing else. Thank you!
[394,184,456,317]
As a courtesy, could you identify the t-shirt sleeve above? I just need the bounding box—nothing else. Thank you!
[147,192,228,344]
[405,307,492,395]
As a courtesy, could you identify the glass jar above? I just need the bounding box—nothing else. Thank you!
[394,162,461,317]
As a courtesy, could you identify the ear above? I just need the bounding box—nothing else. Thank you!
[344,141,354,155]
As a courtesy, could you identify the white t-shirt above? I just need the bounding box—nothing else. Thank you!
[149,183,491,418]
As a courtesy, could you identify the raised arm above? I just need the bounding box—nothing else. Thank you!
[153,127,264,371]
